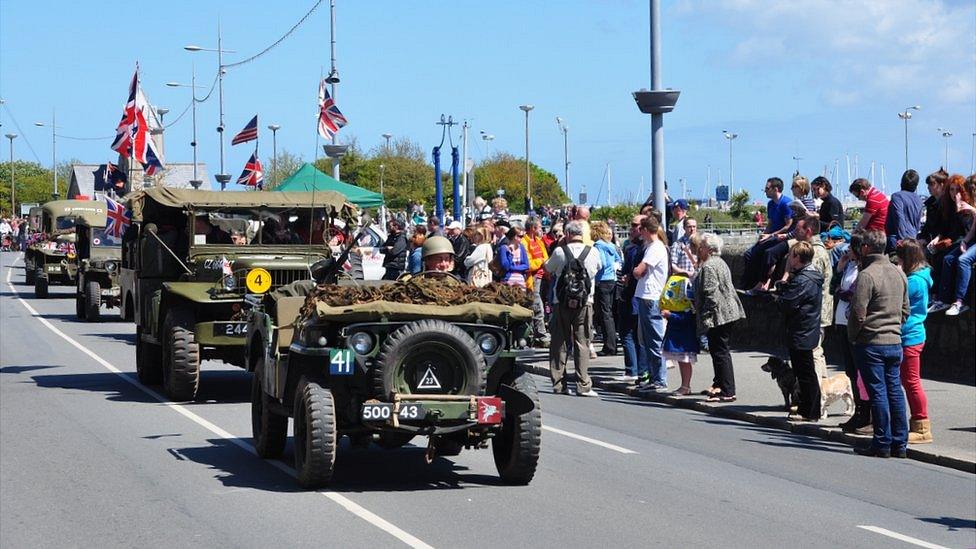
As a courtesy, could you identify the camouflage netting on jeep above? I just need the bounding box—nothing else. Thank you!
[302,279,533,323]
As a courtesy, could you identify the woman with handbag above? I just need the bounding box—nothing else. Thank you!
[464,226,494,287]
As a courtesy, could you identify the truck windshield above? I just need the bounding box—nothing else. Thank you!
[55,217,77,231]
[192,209,344,246]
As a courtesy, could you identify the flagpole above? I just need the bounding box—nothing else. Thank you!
[128,65,136,191]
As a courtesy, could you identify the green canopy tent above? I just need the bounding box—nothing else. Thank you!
[274,163,384,208]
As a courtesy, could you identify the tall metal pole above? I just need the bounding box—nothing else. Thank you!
[563,127,570,197]
[269,126,279,185]
[519,105,534,212]
[329,0,340,180]
[217,21,227,188]
[903,115,909,171]
[938,129,952,170]
[461,121,468,218]
[4,133,15,216]
[379,163,386,234]
[52,109,58,198]
[649,0,665,215]
[190,65,199,185]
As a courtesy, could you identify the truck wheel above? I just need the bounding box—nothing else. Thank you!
[293,377,337,488]
[85,281,101,322]
[251,358,287,458]
[75,282,87,320]
[136,326,163,385]
[492,370,542,485]
[121,294,134,321]
[34,271,48,299]
[374,319,487,399]
[25,263,35,285]
[162,309,200,401]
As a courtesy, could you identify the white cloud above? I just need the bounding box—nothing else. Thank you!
[674,0,975,107]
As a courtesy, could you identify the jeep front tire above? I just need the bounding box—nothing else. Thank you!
[162,309,200,401]
[136,326,163,385]
[34,270,48,298]
[85,281,101,322]
[293,377,337,488]
[492,370,542,485]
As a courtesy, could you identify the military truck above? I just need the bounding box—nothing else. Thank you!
[73,209,123,322]
[23,200,106,298]
[126,187,355,402]
[243,269,542,489]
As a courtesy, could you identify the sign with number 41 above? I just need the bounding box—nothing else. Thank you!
[329,349,354,375]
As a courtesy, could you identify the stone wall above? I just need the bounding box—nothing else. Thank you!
[719,242,975,385]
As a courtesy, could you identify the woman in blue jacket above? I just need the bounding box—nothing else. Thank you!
[895,239,933,444]
[498,226,529,287]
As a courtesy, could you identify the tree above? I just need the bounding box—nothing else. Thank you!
[729,189,751,219]
[263,150,304,190]
[473,153,568,213]
[0,161,57,215]
[591,203,640,223]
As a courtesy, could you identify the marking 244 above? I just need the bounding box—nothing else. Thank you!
[213,322,248,337]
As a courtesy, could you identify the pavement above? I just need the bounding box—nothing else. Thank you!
[522,346,976,474]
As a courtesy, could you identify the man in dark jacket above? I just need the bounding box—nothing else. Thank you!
[381,219,409,280]
[885,169,923,252]
[774,240,823,421]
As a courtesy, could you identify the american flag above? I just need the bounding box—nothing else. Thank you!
[231,115,258,146]
[104,196,131,239]
[318,79,348,140]
[237,152,264,189]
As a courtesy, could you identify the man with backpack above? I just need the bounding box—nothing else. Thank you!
[544,220,603,397]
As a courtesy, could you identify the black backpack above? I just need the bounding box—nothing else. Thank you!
[556,244,591,309]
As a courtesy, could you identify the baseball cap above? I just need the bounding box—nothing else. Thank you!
[673,199,689,211]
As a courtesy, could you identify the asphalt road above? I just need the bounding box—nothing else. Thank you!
[2,253,974,549]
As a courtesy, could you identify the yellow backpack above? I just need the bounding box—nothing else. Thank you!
[659,274,692,312]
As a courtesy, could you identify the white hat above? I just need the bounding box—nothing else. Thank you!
[447,221,462,230]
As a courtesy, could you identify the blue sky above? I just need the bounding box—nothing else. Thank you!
[1,0,974,205]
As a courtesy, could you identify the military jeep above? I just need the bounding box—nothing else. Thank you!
[74,213,123,322]
[243,270,542,489]
[23,200,106,298]
[126,187,355,401]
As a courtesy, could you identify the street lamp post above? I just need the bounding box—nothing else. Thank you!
[792,155,802,174]
[556,116,570,197]
[480,131,494,158]
[378,163,387,233]
[519,104,534,213]
[165,68,204,188]
[382,132,392,153]
[897,105,921,171]
[268,124,281,187]
[33,111,59,199]
[937,128,952,171]
[723,130,737,198]
[185,27,235,189]
[4,133,15,216]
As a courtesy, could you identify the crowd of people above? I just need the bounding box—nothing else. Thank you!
[0,215,28,251]
[380,167,974,459]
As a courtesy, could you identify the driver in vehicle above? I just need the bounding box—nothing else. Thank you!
[422,235,456,273]
[195,215,233,244]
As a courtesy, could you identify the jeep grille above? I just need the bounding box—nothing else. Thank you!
[235,268,310,289]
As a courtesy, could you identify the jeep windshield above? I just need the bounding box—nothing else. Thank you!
[191,208,344,247]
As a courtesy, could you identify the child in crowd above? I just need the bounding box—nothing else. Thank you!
[660,275,699,396]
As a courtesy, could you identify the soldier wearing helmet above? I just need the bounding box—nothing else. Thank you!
[422,235,456,273]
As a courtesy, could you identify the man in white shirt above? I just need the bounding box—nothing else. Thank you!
[632,215,670,391]
[544,220,602,397]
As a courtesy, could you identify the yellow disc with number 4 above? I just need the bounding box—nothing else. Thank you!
[245,268,272,294]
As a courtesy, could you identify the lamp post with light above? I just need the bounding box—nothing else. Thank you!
[33,112,59,199]
[185,27,235,189]
[4,133,15,216]
[556,116,570,197]
[519,104,534,213]
[937,128,952,171]
[166,68,205,188]
[897,105,921,171]
[268,124,281,187]
[723,130,738,198]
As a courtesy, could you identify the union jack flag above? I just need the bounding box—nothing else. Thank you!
[104,196,131,240]
[142,138,164,176]
[232,115,258,146]
[237,152,264,189]
[318,79,347,140]
[111,66,147,159]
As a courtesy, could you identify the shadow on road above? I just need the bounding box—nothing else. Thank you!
[0,365,60,375]
[29,369,251,404]
[917,516,976,531]
[83,332,136,345]
[172,437,508,493]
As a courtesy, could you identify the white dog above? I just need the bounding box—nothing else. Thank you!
[820,373,855,420]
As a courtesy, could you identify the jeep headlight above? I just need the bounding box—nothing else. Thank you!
[104,261,118,273]
[477,333,500,355]
[348,332,374,355]
[223,275,236,292]
[303,326,328,347]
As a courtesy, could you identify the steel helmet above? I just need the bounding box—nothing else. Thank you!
[421,235,455,259]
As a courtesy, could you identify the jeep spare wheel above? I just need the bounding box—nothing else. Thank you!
[374,319,488,399]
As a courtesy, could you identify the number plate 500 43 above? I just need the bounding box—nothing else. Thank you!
[361,403,424,422]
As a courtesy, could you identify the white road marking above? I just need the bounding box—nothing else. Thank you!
[857,526,949,549]
[5,257,434,549]
[542,425,638,454]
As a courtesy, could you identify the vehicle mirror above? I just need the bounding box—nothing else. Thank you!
[309,257,335,284]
